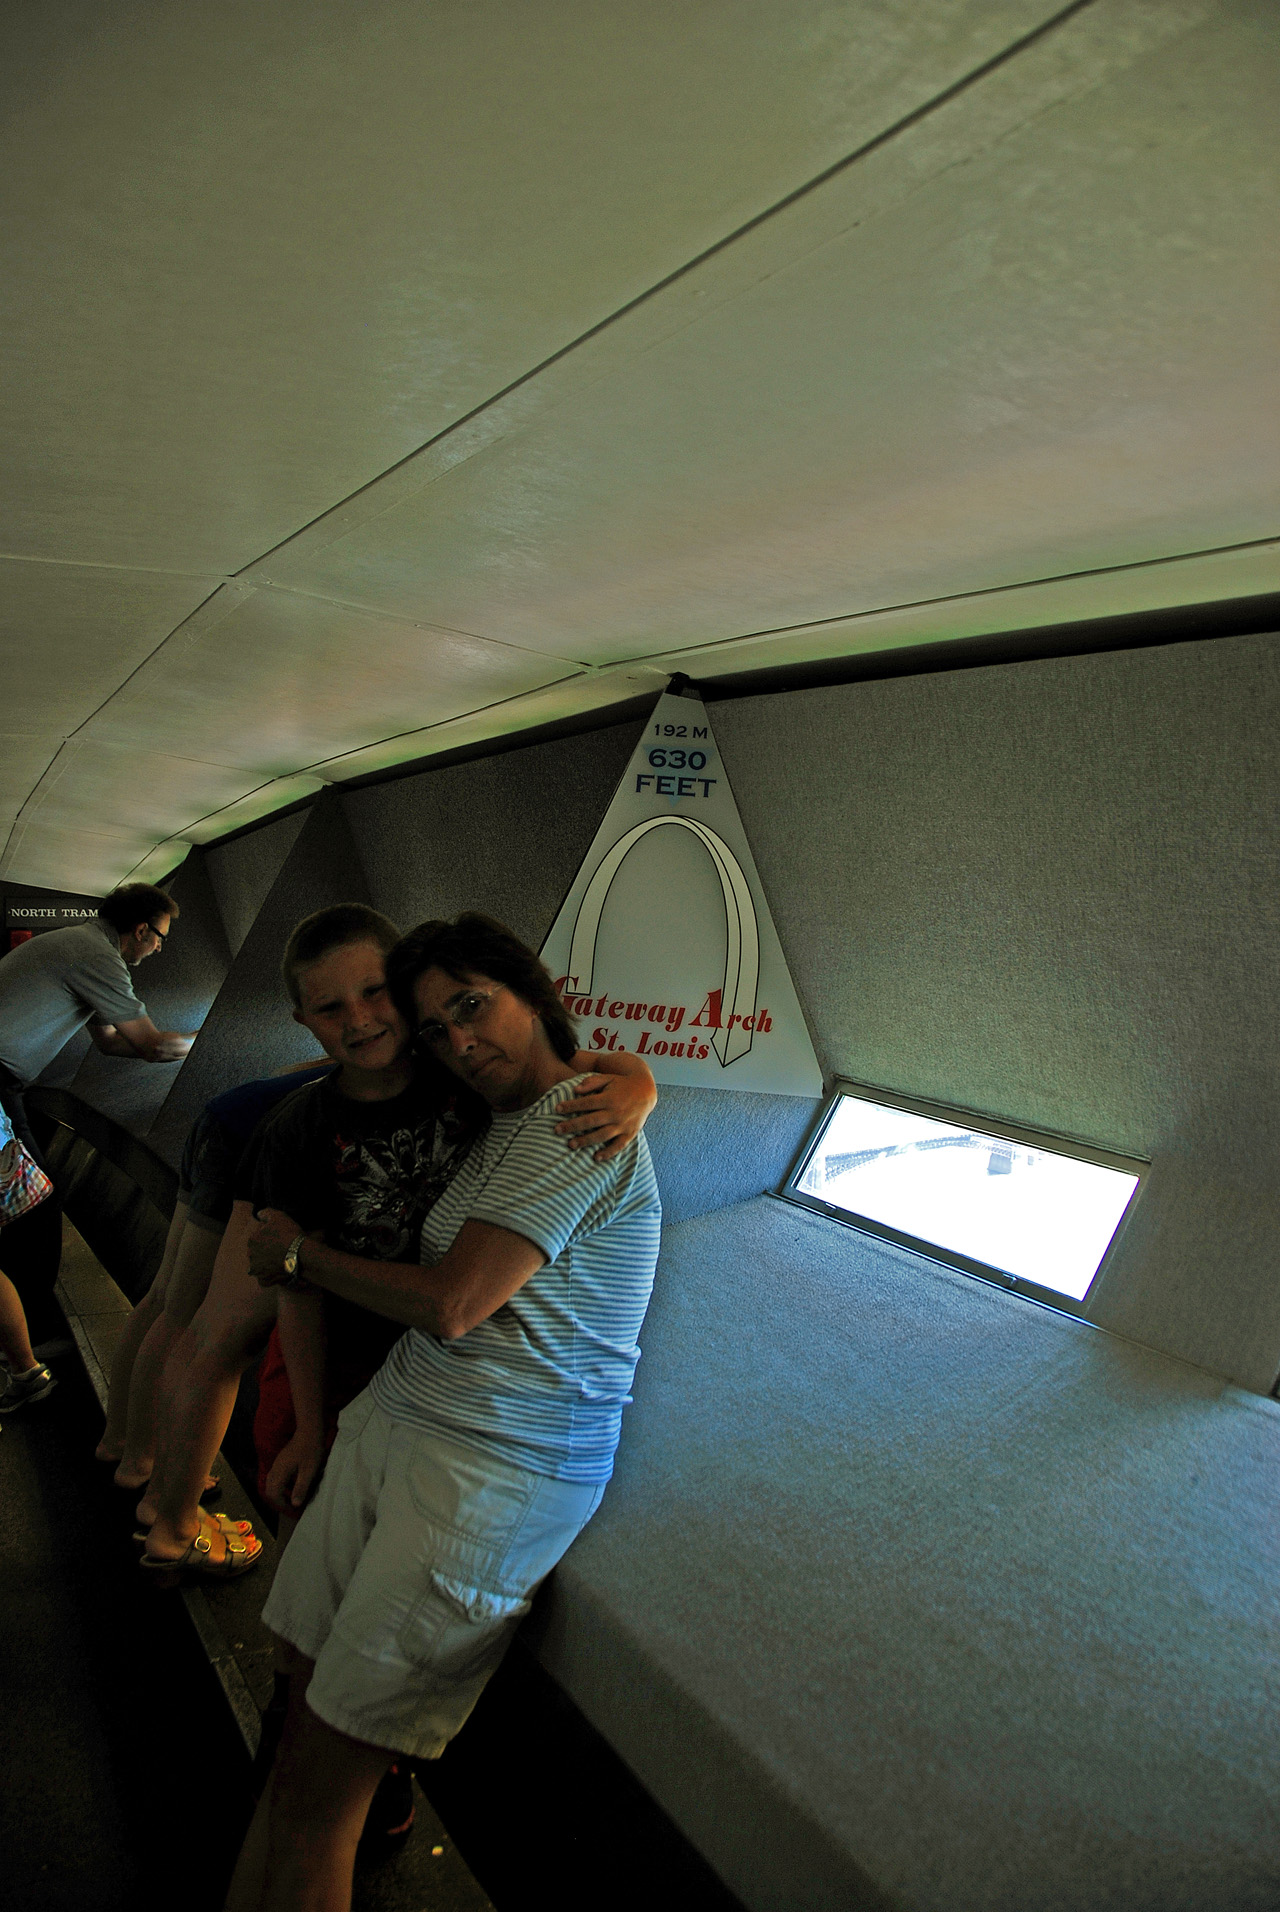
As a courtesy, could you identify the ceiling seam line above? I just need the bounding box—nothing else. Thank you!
[235,0,1099,575]
[118,771,321,876]
[16,521,1275,881]
[287,669,597,775]
[59,583,241,745]
[248,578,491,638]
[245,580,586,663]
[608,534,1280,665]
[14,654,609,882]
[0,580,239,871]
[0,553,231,581]
[154,667,601,825]
[0,740,71,875]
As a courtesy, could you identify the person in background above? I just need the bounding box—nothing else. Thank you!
[0,1265,57,1417]
[0,882,196,1341]
[225,913,662,1912]
[0,1109,57,1418]
[95,1057,333,1492]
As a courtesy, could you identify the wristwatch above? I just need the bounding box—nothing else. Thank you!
[281,1233,308,1289]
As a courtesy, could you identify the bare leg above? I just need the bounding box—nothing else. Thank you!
[141,1345,250,1549]
[112,1308,183,1487]
[114,1215,221,1487]
[97,1289,162,1462]
[96,1200,189,1461]
[142,1203,276,1559]
[225,1654,392,1912]
[225,1763,275,1912]
[0,1269,37,1374]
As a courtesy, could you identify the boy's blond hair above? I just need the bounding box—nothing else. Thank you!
[281,905,401,1007]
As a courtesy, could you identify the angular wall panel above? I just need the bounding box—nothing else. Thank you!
[148,794,370,1166]
[342,725,636,947]
[204,809,308,958]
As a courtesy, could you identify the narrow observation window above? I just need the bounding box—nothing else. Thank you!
[783,1083,1144,1309]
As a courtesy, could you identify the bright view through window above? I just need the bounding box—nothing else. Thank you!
[789,1088,1142,1303]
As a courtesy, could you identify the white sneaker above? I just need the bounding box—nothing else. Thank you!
[0,1362,56,1413]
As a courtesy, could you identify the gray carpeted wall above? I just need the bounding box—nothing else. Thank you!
[203,808,309,958]
[54,626,1280,1388]
[534,1195,1280,1912]
[342,725,638,947]
[711,630,1280,1391]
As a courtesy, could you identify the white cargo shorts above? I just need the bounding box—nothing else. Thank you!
[263,1390,604,1758]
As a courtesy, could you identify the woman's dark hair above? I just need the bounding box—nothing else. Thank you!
[386,912,579,1064]
[98,883,179,935]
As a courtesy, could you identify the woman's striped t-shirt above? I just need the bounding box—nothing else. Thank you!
[371,1076,662,1483]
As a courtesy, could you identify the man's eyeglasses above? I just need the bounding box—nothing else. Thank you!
[147,923,168,945]
[415,987,502,1053]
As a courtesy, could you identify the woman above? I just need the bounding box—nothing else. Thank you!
[227,913,662,1912]
[0,1271,55,1415]
[0,1097,57,1418]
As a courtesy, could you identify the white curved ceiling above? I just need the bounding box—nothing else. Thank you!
[3,0,1277,891]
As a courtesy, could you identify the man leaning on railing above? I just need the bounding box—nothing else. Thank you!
[0,881,198,1339]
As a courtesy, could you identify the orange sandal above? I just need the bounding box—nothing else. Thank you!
[140,1524,263,1584]
[133,1506,254,1545]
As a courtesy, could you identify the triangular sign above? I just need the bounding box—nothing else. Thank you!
[541,688,822,1095]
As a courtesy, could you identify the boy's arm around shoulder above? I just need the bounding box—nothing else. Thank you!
[556,1049,657,1161]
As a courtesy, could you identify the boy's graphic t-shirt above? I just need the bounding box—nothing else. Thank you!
[205,1062,335,1151]
[241,1067,483,1391]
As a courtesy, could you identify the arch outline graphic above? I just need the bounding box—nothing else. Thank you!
[561,816,760,1068]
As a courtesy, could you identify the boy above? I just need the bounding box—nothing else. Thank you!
[98,1058,333,1489]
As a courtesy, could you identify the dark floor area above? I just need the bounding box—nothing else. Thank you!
[2,1175,745,1912]
[0,1345,254,1912]
[422,1645,745,1912]
[0,1347,743,1912]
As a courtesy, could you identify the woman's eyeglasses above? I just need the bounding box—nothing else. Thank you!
[415,987,502,1053]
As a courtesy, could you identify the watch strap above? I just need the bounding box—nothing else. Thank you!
[281,1233,308,1289]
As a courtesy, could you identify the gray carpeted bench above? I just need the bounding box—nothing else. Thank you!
[529,1196,1280,1912]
